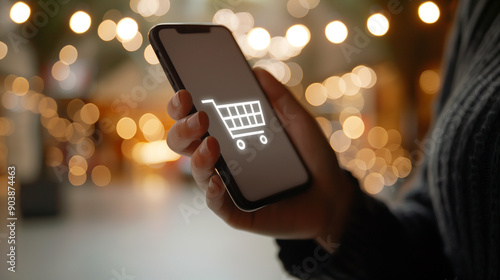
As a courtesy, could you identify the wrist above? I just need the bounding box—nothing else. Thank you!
[316,170,359,253]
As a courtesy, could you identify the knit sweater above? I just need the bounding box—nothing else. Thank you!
[277,0,500,279]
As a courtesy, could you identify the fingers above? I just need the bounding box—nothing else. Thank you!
[206,174,255,230]
[166,90,210,156]
[190,136,221,189]
[167,90,193,120]
[167,111,209,156]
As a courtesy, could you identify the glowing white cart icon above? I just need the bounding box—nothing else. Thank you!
[202,99,268,150]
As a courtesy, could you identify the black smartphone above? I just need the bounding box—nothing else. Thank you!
[149,24,311,211]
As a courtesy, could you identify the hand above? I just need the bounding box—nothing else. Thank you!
[167,68,355,242]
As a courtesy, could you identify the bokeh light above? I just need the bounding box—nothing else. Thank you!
[117,117,137,140]
[323,76,344,99]
[59,45,78,65]
[144,44,159,64]
[364,172,385,194]
[287,0,309,18]
[51,61,70,81]
[367,13,389,36]
[419,70,441,94]
[91,165,112,187]
[38,96,58,118]
[67,99,85,120]
[419,1,440,24]
[325,21,348,44]
[10,2,30,24]
[70,11,92,34]
[133,140,181,165]
[45,147,63,167]
[98,20,117,41]
[122,32,143,52]
[356,148,376,170]
[12,77,29,96]
[316,117,333,137]
[341,73,361,96]
[117,17,138,41]
[0,41,8,60]
[393,157,412,178]
[247,27,271,51]
[368,126,389,149]
[69,172,87,186]
[213,9,239,31]
[286,24,311,48]
[142,118,165,142]
[300,0,320,9]
[305,83,328,106]
[352,65,377,88]
[80,103,100,125]
[330,130,351,152]
[69,155,88,176]
[0,117,14,136]
[343,116,365,139]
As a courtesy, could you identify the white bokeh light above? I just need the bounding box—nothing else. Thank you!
[419,2,440,24]
[70,11,91,34]
[10,2,30,24]
[367,13,389,36]
[247,27,271,51]
[117,17,138,41]
[325,21,348,44]
[286,24,311,48]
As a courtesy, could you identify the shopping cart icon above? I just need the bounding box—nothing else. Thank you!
[202,99,268,150]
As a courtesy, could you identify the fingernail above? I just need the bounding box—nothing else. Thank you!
[200,139,209,155]
[187,113,200,129]
[172,93,180,107]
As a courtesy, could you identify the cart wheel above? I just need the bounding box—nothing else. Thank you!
[236,139,245,150]
[259,135,268,144]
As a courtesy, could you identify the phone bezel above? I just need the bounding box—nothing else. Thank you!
[148,23,311,211]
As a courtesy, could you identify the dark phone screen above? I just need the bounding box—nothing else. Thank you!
[158,26,309,202]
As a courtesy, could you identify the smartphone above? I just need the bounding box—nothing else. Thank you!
[149,24,311,211]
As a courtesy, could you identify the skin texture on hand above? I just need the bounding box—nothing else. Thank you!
[166,68,356,244]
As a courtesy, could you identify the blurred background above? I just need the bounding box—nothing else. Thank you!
[0,0,455,279]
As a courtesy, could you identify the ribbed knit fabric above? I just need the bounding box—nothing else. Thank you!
[276,0,500,279]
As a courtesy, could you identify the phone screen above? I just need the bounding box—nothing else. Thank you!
[152,25,309,208]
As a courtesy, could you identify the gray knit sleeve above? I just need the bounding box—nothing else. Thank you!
[276,168,453,279]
